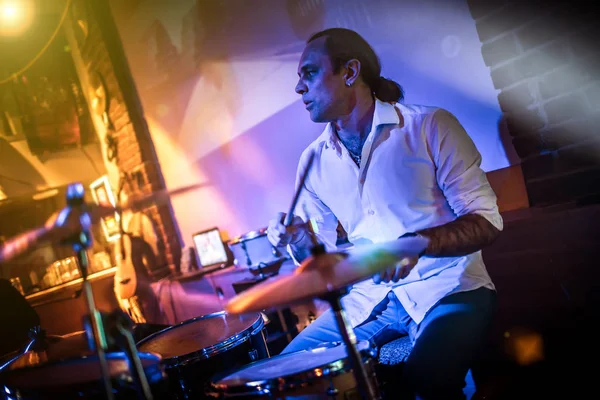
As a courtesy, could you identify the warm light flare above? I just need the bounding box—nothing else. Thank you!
[1,2,18,19]
[0,0,34,36]
[505,328,545,366]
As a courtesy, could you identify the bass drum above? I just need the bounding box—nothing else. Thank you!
[0,351,168,400]
[137,311,269,399]
[210,341,381,399]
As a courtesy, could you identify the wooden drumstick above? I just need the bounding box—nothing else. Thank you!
[282,150,316,227]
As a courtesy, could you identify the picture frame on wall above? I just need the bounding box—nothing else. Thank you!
[90,175,121,242]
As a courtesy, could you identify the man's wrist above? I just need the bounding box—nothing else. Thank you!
[398,231,428,257]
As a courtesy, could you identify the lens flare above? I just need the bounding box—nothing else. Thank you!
[0,0,34,36]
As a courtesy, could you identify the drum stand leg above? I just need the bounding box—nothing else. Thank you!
[65,183,152,400]
[62,182,114,399]
[323,291,379,400]
[75,244,115,400]
[108,310,156,400]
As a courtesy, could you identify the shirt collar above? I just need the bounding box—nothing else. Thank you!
[322,99,400,150]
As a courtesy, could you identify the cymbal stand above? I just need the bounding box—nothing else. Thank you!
[301,218,378,400]
[104,309,155,400]
[307,241,379,400]
[279,148,377,396]
[323,290,379,400]
[66,183,114,400]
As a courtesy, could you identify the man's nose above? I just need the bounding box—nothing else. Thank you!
[295,80,307,95]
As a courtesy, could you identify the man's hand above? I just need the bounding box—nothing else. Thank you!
[266,212,308,247]
[372,256,419,284]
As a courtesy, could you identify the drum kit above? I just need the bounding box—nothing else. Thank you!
[0,154,428,399]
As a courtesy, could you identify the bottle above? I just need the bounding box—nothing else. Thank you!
[9,277,24,296]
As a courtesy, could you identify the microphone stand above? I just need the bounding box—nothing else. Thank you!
[68,181,155,400]
[65,183,114,400]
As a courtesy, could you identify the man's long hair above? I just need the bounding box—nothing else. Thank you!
[308,28,404,103]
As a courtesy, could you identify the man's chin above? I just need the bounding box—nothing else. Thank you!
[309,112,325,123]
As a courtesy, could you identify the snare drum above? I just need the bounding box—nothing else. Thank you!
[228,229,286,271]
[0,352,167,399]
[136,311,269,399]
[210,341,380,399]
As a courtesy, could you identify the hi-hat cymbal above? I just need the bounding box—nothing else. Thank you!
[225,236,429,314]
[0,183,206,264]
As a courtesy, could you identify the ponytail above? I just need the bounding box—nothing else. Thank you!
[308,29,406,103]
[374,76,404,103]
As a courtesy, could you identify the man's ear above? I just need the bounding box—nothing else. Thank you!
[344,59,361,87]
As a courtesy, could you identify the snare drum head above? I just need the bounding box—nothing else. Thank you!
[214,341,375,393]
[228,229,282,268]
[137,311,262,360]
[1,352,161,389]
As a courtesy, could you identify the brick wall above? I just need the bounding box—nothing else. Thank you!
[69,0,181,274]
[467,0,600,206]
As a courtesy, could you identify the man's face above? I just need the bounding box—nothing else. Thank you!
[295,37,348,122]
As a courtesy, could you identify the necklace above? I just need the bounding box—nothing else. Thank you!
[335,128,364,167]
[348,150,361,166]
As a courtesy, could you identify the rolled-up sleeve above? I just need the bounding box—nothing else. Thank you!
[426,109,503,231]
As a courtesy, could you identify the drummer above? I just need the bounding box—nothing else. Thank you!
[267,28,502,399]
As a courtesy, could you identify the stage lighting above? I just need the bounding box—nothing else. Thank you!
[0,0,34,37]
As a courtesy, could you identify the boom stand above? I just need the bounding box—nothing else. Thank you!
[66,183,153,400]
[65,182,114,400]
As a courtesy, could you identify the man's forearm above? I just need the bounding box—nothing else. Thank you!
[417,214,500,257]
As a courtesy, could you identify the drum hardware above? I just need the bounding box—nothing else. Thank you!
[223,149,429,400]
[0,181,205,398]
[85,309,156,400]
[225,237,427,399]
[210,340,381,399]
[66,183,154,399]
[63,182,192,400]
[0,182,207,265]
[0,327,46,372]
[65,182,115,400]
[298,241,379,400]
[136,311,270,399]
[239,240,253,268]
[0,350,167,399]
[232,276,300,354]
[247,348,259,362]
[227,229,288,278]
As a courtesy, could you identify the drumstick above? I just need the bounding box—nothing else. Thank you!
[282,149,316,227]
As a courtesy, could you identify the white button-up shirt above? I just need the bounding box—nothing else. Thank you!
[293,99,503,327]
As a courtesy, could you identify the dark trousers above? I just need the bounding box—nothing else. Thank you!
[283,287,496,399]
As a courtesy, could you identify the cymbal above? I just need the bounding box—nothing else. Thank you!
[0,183,206,264]
[0,331,90,372]
[225,236,429,314]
